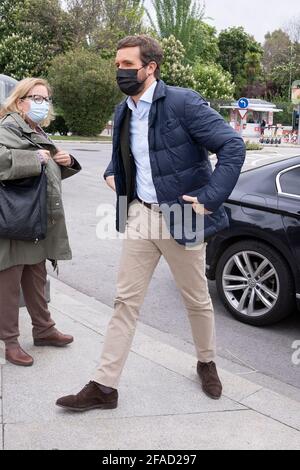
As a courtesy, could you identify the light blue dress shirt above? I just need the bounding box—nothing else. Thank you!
[127,80,158,203]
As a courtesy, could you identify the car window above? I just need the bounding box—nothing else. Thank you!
[278,167,300,197]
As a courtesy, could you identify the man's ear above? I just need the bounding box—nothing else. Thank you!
[148,61,157,76]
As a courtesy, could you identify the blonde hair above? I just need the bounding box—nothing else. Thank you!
[0,77,54,127]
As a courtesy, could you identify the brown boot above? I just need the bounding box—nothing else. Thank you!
[6,346,34,367]
[34,330,73,347]
[56,381,118,412]
[197,361,222,400]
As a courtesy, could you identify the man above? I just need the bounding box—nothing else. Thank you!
[260,119,266,136]
[56,35,246,411]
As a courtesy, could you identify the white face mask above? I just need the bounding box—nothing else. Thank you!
[27,100,50,123]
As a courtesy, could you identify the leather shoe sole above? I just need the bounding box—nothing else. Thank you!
[56,402,118,412]
[34,337,73,347]
[201,386,222,400]
[5,354,34,367]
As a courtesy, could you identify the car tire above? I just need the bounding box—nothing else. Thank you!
[215,240,295,326]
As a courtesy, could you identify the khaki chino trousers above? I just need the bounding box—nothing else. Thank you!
[93,200,216,389]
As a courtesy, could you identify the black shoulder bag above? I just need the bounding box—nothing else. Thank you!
[0,125,48,242]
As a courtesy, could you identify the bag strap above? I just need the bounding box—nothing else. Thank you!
[1,123,45,149]
[0,124,46,181]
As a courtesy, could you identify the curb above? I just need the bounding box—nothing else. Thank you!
[48,276,300,433]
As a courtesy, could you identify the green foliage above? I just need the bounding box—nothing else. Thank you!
[262,29,300,99]
[66,0,144,56]
[218,27,263,95]
[2,0,298,130]
[47,48,122,136]
[238,51,263,97]
[147,0,206,61]
[0,0,24,35]
[262,29,292,75]
[160,35,196,88]
[160,35,234,102]
[243,52,263,84]
[187,21,220,64]
[245,141,263,151]
[0,33,47,79]
[64,0,104,42]
[193,61,235,101]
[99,0,144,35]
[270,63,299,99]
[0,0,75,79]
[272,100,294,126]
[45,114,70,136]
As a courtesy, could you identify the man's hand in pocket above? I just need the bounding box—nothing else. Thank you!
[182,195,213,215]
[106,175,116,192]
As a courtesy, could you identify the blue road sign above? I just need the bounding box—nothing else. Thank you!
[238,98,249,109]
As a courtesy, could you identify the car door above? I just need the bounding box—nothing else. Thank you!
[277,164,300,271]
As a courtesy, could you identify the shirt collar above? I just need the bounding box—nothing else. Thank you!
[127,80,158,110]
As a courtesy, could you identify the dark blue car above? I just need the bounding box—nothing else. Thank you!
[206,156,300,326]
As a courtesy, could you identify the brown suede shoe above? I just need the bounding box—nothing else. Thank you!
[197,361,222,400]
[56,381,118,412]
[6,346,34,367]
[34,330,74,347]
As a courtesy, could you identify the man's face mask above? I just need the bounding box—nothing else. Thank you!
[116,65,149,96]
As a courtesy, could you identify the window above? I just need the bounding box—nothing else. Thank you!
[277,166,300,197]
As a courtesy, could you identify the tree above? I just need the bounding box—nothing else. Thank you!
[262,29,292,75]
[238,51,263,97]
[0,0,24,35]
[146,0,206,61]
[0,0,75,79]
[243,52,263,84]
[186,20,219,64]
[270,62,300,99]
[93,1,145,58]
[99,0,144,34]
[65,0,144,56]
[160,35,196,88]
[48,48,122,135]
[272,98,294,126]
[262,29,300,99]
[0,34,46,80]
[193,62,235,101]
[284,15,300,43]
[64,0,104,43]
[218,26,263,95]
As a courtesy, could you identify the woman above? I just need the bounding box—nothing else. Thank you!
[0,77,81,366]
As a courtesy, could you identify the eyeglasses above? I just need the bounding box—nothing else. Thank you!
[22,94,52,104]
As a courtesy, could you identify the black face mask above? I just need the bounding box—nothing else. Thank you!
[116,65,148,96]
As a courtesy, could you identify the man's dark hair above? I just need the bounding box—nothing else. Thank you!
[117,35,163,79]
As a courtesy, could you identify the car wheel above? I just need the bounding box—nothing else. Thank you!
[215,240,295,326]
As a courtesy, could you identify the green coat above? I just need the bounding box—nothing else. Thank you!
[0,112,81,272]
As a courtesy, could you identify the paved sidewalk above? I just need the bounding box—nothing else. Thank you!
[1,277,300,450]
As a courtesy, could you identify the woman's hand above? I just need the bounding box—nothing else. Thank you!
[36,149,51,165]
[182,195,213,215]
[106,175,116,192]
[53,150,72,167]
